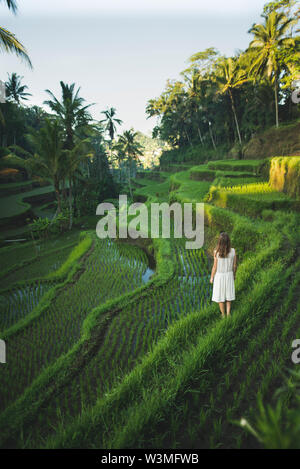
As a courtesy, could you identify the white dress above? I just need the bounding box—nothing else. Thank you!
[212,247,235,302]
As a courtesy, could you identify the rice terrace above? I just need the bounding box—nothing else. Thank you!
[0,0,300,452]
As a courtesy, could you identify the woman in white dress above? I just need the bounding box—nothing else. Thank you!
[210,232,237,318]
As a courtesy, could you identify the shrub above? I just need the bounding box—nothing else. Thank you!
[30,213,69,240]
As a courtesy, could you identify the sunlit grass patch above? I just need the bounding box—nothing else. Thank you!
[221,182,278,195]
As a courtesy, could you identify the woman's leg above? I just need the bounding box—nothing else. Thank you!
[218,302,225,318]
[226,301,231,316]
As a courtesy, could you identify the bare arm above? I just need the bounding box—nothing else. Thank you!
[210,249,218,284]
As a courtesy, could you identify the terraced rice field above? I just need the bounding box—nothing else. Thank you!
[0,231,212,447]
[0,233,81,330]
[0,156,299,449]
[0,185,54,219]
[19,238,211,446]
[1,243,76,291]
[0,237,154,411]
[0,282,53,331]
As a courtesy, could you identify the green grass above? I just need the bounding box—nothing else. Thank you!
[207,159,265,173]
[169,170,211,203]
[133,178,170,202]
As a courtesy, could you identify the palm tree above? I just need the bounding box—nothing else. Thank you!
[44,82,93,149]
[215,57,248,144]
[117,129,144,198]
[185,71,205,146]
[247,10,296,128]
[111,141,127,182]
[64,139,94,229]
[100,107,123,159]
[100,107,123,141]
[1,0,17,12]
[0,0,32,67]
[5,73,31,104]
[26,119,66,215]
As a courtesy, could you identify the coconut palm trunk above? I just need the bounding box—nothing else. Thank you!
[197,127,204,145]
[54,179,62,214]
[209,123,217,150]
[118,159,122,183]
[196,110,204,146]
[274,77,279,128]
[69,178,73,230]
[128,158,133,199]
[228,89,242,144]
[185,129,193,147]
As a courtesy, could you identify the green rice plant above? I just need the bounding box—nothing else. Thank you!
[0,235,154,412]
[0,231,80,282]
[212,176,265,188]
[0,282,53,331]
[0,243,77,291]
[207,159,265,174]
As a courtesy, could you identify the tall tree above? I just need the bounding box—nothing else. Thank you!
[5,73,32,105]
[0,0,32,67]
[247,10,296,127]
[117,129,144,198]
[44,82,93,149]
[215,57,248,144]
[111,141,127,182]
[100,107,123,142]
[25,119,66,215]
[185,70,209,146]
[63,138,94,229]
[100,107,123,160]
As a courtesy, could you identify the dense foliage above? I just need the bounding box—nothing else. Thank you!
[147,1,300,159]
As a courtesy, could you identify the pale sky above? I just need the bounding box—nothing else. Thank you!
[1,0,267,135]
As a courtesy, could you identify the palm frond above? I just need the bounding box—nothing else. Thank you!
[0,27,32,67]
[0,0,18,14]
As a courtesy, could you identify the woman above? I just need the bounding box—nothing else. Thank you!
[210,232,237,318]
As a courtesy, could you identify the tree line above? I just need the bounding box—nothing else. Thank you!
[146,0,300,154]
[0,0,146,231]
[0,76,145,227]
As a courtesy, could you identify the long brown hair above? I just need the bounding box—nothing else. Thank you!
[216,232,231,258]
